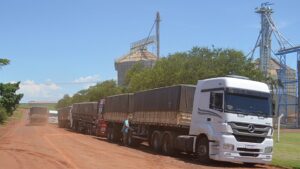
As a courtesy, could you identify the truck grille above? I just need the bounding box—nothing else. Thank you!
[229,122,271,143]
[237,148,260,152]
[239,153,259,157]
[234,135,265,143]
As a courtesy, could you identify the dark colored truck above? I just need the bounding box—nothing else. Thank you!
[29,107,49,125]
[57,106,71,128]
[99,85,195,150]
[99,93,133,141]
[71,102,99,135]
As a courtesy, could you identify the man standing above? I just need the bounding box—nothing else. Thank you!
[122,115,130,146]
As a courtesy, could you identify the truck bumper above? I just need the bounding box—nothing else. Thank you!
[210,135,273,164]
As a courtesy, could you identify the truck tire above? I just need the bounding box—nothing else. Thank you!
[107,127,112,142]
[74,121,79,132]
[197,136,210,163]
[151,130,162,152]
[243,162,256,167]
[128,131,142,147]
[111,127,120,142]
[127,131,134,146]
[87,124,92,135]
[162,131,175,155]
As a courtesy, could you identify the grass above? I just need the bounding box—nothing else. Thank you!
[0,108,23,126]
[272,130,300,169]
[13,109,23,120]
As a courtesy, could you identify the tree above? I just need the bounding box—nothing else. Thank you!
[126,47,266,92]
[0,82,23,116]
[0,58,10,67]
[86,80,122,102]
[56,80,123,109]
[0,58,23,123]
[56,94,72,109]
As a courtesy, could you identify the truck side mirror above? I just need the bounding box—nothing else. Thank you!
[272,102,275,116]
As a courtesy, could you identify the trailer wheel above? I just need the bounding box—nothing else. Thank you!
[74,121,79,132]
[128,131,141,147]
[87,124,92,135]
[127,131,134,146]
[197,136,210,163]
[162,131,175,155]
[106,127,112,142]
[151,131,162,152]
[111,127,119,142]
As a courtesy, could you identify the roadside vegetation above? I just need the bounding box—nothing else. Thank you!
[56,46,275,109]
[0,59,23,124]
[272,130,300,169]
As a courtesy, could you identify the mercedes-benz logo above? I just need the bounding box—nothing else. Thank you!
[248,124,255,133]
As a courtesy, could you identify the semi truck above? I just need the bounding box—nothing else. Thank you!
[71,102,99,135]
[99,93,133,141]
[29,107,49,125]
[99,76,273,164]
[58,106,72,128]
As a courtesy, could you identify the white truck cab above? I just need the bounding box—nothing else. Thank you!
[190,76,273,164]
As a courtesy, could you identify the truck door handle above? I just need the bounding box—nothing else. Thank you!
[207,118,211,122]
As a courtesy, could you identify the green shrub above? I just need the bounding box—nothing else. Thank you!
[0,107,8,123]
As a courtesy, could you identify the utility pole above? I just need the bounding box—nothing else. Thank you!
[156,12,161,59]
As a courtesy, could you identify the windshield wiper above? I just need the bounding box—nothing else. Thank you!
[225,109,250,115]
[252,111,267,117]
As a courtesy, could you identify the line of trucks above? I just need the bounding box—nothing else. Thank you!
[58,76,274,165]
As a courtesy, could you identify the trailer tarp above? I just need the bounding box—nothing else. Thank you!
[104,94,133,113]
[30,107,48,115]
[58,106,71,120]
[133,85,195,113]
[72,102,98,116]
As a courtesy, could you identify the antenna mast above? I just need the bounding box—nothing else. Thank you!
[156,12,161,59]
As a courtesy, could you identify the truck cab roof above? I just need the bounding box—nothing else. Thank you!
[198,77,270,93]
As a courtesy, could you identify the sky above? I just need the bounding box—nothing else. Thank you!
[0,0,299,103]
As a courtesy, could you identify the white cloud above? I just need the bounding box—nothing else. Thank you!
[18,80,61,102]
[16,75,101,102]
[73,74,100,88]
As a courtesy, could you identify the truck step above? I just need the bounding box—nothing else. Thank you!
[132,135,148,141]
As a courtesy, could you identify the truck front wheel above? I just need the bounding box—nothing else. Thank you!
[197,136,210,163]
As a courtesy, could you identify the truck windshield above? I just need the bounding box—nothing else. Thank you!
[225,93,271,117]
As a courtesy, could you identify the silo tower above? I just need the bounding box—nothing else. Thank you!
[115,46,158,86]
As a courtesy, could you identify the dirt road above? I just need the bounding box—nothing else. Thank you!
[0,110,280,169]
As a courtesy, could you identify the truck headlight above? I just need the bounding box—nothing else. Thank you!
[223,144,234,151]
[265,146,273,153]
[220,123,233,135]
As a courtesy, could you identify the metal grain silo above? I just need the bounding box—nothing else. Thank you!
[115,49,157,86]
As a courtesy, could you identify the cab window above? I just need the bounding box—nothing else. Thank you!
[209,92,223,111]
